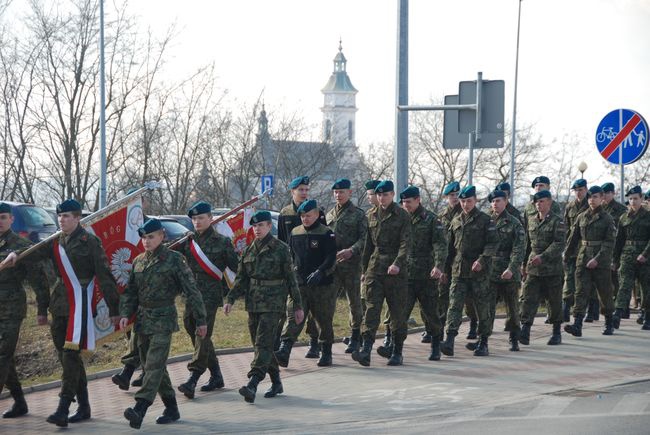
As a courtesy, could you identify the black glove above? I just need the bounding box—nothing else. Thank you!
[306,270,323,286]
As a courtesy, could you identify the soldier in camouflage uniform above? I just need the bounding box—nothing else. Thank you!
[519,190,565,346]
[353,180,410,367]
[326,178,367,353]
[564,186,617,337]
[0,203,49,419]
[612,186,650,330]
[495,182,523,224]
[602,182,628,315]
[393,186,447,361]
[563,179,590,320]
[225,211,303,403]
[120,218,208,429]
[173,201,239,399]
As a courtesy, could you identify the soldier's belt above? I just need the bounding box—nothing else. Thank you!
[139,301,174,309]
[251,278,285,286]
[624,240,648,246]
[581,241,602,246]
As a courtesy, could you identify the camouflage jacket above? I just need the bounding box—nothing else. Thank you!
[525,211,566,277]
[175,226,239,308]
[0,230,49,319]
[362,202,410,278]
[278,201,327,244]
[564,205,616,270]
[506,202,523,224]
[563,197,589,258]
[613,206,650,265]
[227,234,302,313]
[21,225,119,318]
[524,199,562,233]
[326,200,367,270]
[120,244,206,334]
[439,203,462,231]
[447,207,498,279]
[406,205,447,281]
[603,199,627,224]
[490,210,526,282]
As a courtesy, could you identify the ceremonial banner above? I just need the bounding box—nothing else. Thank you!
[215,207,255,286]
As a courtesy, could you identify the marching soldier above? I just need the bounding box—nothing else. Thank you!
[353,180,410,366]
[440,186,498,357]
[602,182,628,315]
[119,218,208,429]
[326,179,368,353]
[0,203,49,419]
[395,186,447,361]
[519,190,565,346]
[495,182,523,223]
[563,179,590,321]
[276,200,337,367]
[224,211,303,403]
[612,186,650,330]
[564,186,617,337]
[173,201,238,399]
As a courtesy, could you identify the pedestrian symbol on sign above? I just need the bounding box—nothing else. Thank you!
[596,109,648,165]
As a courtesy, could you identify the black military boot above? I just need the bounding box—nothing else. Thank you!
[547,323,562,345]
[345,328,361,354]
[440,331,456,356]
[317,342,333,367]
[69,386,91,423]
[200,359,225,391]
[155,396,180,424]
[131,370,145,387]
[642,317,650,331]
[564,315,584,337]
[238,375,262,403]
[351,338,372,367]
[274,339,294,367]
[124,398,151,429]
[428,336,441,361]
[111,364,136,391]
[177,371,201,399]
[509,331,520,352]
[304,337,320,359]
[2,388,28,418]
[466,319,478,339]
[622,307,631,319]
[562,297,573,323]
[376,342,393,358]
[612,308,623,329]
[387,340,404,366]
[519,323,531,345]
[465,340,479,351]
[421,331,432,343]
[46,397,72,427]
[591,299,600,321]
[382,326,392,347]
[264,371,284,398]
[504,323,511,332]
[602,315,614,335]
[637,310,646,325]
[473,336,489,357]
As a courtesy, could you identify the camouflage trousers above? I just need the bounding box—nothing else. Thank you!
[184,302,219,375]
[446,277,492,337]
[248,312,281,379]
[334,265,363,330]
[362,274,408,344]
[562,258,577,300]
[406,279,441,336]
[51,316,88,401]
[573,267,614,317]
[135,332,175,403]
[120,330,141,368]
[520,274,563,325]
[282,284,337,344]
[0,318,22,394]
[489,281,521,333]
[617,260,650,311]
[438,267,451,320]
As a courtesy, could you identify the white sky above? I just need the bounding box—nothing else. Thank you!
[131,0,650,180]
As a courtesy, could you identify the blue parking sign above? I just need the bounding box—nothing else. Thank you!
[261,175,274,195]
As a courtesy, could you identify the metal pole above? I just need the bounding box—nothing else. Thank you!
[469,72,482,186]
[394,0,409,191]
[468,133,474,185]
[619,109,624,203]
[510,0,522,205]
[99,0,107,209]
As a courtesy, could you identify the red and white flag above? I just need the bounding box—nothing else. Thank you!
[214,207,255,287]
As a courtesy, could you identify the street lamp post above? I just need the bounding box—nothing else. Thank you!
[578,161,588,179]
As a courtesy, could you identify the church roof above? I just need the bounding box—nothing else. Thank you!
[322,40,357,94]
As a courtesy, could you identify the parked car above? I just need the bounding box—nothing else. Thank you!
[3,201,58,242]
[148,216,190,243]
[160,214,193,231]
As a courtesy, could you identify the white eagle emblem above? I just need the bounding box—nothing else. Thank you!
[111,247,133,286]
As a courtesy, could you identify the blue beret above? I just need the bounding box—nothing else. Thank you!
[531,176,551,188]
[533,190,552,202]
[56,199,82,214]
[587,185,603,196]
[364,180,381,191]
[138,218,163,236]
[187,201,212,217]
[571,179,587,189]
[375,180,394,193]
[443,181,460,196]
[289,176,309,189]
[297,199,318,214]
[601,182,615,193]
[458,185,476,199]
[0,202,11,214]
[625,186,642,197]
[331,178,351,190]
[399,186,420,200]
[249,210,272,225]
[488,190,507,202]
[496,182,511,192]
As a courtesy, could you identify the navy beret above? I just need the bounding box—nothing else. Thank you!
[458,185,476,199]
[533,190,552,202]
[531,176,551,188]
[496,182,511,192]
[138,218,163,236]
[297,199,318,214]
[443,181,461,196]
[375,180,394,193]
[625,185,643,197]
[571,179,587,189]
[187,201,212,217]
[399,185,420,200]
[56,199,82,214]
[0,202,11,214]
[289,176,309,189]
[587,186,603,196]
[601,182,615,193]
[488,190,507,202]
[331,178,351,190]
[364,180,381,191]
[249,210,272,225]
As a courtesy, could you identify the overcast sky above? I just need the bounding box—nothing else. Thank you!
[131,0,650,180]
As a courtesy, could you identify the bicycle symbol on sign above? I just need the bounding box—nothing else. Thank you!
[597,127,617,142]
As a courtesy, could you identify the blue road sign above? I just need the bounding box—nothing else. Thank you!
[261,174,274,195]
[596,109,648,165]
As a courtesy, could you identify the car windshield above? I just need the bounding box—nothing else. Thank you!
[160,220,189,241]
[20,205,57,227]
